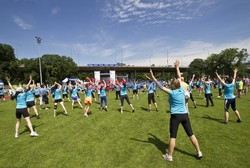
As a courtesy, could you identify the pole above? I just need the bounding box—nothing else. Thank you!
[36,36,43,85]
[167,49,169,67]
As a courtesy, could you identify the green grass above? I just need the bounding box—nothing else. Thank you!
[0,89,249,168]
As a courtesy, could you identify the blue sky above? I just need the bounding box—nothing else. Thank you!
[1,0,250,66]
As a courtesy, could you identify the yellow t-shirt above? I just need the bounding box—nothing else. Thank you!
[181,82,189,91]
[239,81,243,90]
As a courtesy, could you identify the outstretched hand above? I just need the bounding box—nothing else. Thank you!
[5,76,10,82]
[174,60,180,67]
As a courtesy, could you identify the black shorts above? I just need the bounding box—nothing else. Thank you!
[35,95,40,98]
[133,90,138,94]
[120,95,131,106]
[63,94,68,98]
[170,114,193,138]
[27,101,35,108]
[54,99,62,103]
[148,93,155,104]
[224,98,236,112]
[0,95,4,99]
[42,95,49,104]
[16,108,29,119]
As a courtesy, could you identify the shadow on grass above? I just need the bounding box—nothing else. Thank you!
[20,123,45,135]
[131,133,196,158]
[201,114,233,123]
[141,107,148,112]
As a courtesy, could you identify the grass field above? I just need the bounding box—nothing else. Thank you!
[0,89,249,168]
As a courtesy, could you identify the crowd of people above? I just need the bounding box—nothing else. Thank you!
[0,60,249,162]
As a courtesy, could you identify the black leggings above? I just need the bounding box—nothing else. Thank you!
[148,93,156,104]
[120,95,131,106]
[190,93,195,102]
[205,93,214,106]
[116,91,120,99]
[170,114,193,138]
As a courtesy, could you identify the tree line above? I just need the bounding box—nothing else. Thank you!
[0,43,249,84]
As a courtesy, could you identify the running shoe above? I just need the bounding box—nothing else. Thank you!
[15,133,19,138]
[36,115,40,119]
[132,109,135,113]
[197,151,203,158]
[162,153,173,162]
[30,132,39,137]
[236,119,242,123]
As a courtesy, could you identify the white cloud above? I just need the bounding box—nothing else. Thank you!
[51,7,60,15]
[104,0,216,25]
[49,37,250,66]
[13,16,33,30]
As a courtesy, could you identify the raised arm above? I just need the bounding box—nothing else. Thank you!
[31,80,35,89]
[190,74,195,83]
[86,77,93,85]
[215,71,226,85]
[5,77,15,93]
[233,68,238,83]
[150,69,170,94]
[103,80,106,88]
[174,60,182,83]
[54,82,62,90]
[26,75,32,87]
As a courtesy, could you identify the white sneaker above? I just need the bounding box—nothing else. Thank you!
[30,131,39,137]
[197,151,203,158]
[15,132,19,138]
[162,153,173,162]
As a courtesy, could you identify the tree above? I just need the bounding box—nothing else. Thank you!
[41,54,78,84]
[0,43,19,83]
[188,58,206,78]
[205,48,248,77]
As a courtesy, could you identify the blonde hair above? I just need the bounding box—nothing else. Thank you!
[170,79,180,90]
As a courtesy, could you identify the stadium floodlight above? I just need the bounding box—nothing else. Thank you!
[35,36,43,85]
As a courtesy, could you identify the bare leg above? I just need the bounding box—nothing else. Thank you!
[190,135,202,154]
[77,99,83,108]
[24,117,34,132]
[225,112,229,123]
[234,110,241,120]
[60,102,68,114]
[72,100,74,109]
[168,138,176,156]
[154,103,158,110]
[15,119,21,134]
[33,106,39,116]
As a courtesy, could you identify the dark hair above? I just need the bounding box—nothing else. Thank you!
[225,77,233,84]
[170,79,180,90]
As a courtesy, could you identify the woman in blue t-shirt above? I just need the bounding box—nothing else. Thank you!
[6,77,39,138]
[51,82,68,117]
[215,68,242,124]
[26,79,40,119]
[99,80,108,111]
[69,82,83,109]
[117,78,135,113]
[149,60,202,162]
[204,77,214,107]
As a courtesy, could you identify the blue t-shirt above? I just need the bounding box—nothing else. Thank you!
[63,87,68,94]
[205,82,212,94]
[0,89,4,95]
[218,82,222,89]
[147,83,154,94]
[54,89,62,100]
[34,88,40,95]
[15,92,27,109]
[85,89,92,98]
[114,85,120,91]
[26,90,35,102]
[100,87,106,97]
[120,85,127,96]
[71,88,78,97]
[153,82,156,90]
[168,87,188,114]
[133,84,137,90]
[224,83,235,99]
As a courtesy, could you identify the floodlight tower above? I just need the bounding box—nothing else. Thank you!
[35,36,43,85]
